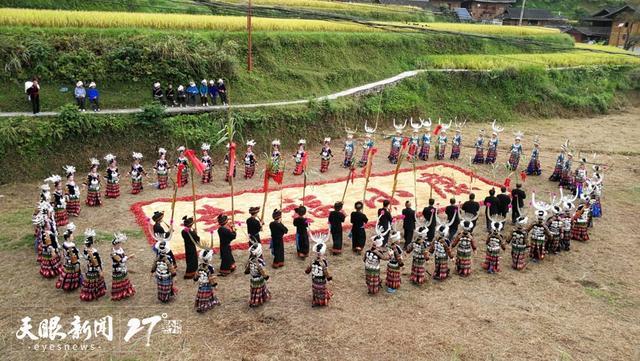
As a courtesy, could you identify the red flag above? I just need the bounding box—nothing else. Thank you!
[349,166,356,184]
[503,177,511,188]
[184,149,206,175]
[520,170,527,183]
[271,170,284,184]
[301,151,308,171]
[433,124,443,135]
[176,164,185,188]
[361,147,378,176]
[263,168,270,193]
[228,142,236,179]
[401,136,409,150]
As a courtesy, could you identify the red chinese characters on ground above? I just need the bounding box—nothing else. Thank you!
[195,205,244,233]
[417,172,480,199]
[281,195,335,223]
[363,187,414,209]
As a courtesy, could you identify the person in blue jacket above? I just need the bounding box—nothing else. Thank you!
[208,79,218,105]
[199,79,209,107]
[87,82,100,112]
[186,81,198,107]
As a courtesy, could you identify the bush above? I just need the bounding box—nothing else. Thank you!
[136,103,166,126]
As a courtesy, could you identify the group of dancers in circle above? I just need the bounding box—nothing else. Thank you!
[31,117,605,311]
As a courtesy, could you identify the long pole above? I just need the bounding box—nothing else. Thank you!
[518,0,527,26]
[190,164,197,232]
[260,161,270,222]
[247,0,253,72]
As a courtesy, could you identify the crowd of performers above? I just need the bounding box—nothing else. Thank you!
[32,118,606,311]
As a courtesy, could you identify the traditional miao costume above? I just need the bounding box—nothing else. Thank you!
[560,208,573,251]
[269,210,288,268]
[549,149,565,181]
[152,240,177,303]
[559,156,574,189]
[343,134,355,168]
[293,207,310,258]
[56,224,82,291]
[363,244,384,295]
[306,238,332,306]
[154,149,170,190]
[50,176,69,227]
[418,125,431,161]
[359,136,374,167]
[244,140,257,179]
[350,207,368,253]
[201,144,213,184]
[194,249,220,313]
[507,137,523,171]
[526,144,542,176]
[590,174,603,218]
[80,230,107,301]
[328,205,346,255]
[104,154,120,198]
[39,230,61,279]
[528,211,549,262]
[110,233,136,301]
[451,221,476,277]
[472,134,484,164]
[217,215,237,276]
[407,127,420,161]
[406,232,429,285]
[176,146,189,187]
[571,205,590,242]
[546,208,563,254]
[247,208,262,248]
[181,217,199,279]
[33,197,50,264]
[385,232,403,292]
[574,164,587,196]
[388,134,402,164]
[271,140,282,174]
[129,152,145,194]
[292,140,306,176]
[436,133,447,160]
[319,138,332,173]
[430,236,452,280]
[63,166,81,217]
[450,132,462,160]
[485,136,498,164]
[246,244,271,307]
[509,218,529,270]
[482,222,506,273]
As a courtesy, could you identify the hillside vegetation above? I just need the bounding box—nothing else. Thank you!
[0,0,434,22]
[514,0,625,19]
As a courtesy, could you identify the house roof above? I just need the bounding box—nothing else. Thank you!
[503,8,562,21]
[563,26,611,37]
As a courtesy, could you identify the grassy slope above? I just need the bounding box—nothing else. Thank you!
[513,0,626,19]
[0,27,573,112]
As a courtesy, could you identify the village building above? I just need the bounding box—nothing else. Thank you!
[502,8,566,26]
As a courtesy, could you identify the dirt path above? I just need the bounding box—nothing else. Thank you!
[0,109,639,360]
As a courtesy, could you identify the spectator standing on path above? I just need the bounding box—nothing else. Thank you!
[152,82,164,105]
[186,81,198,107]
[483,188,498,232]
[199,80,209,107]
[496,186,511,218]
[74,81,86,111]
[87,82,100,112]
[217,79,227,105]
[177,85,187,107]
[166,84,176,107]
[26,78,40,114]
[208,79,218,105]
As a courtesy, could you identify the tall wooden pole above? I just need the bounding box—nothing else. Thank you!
[518,0,527,26]
[247,0,253,72]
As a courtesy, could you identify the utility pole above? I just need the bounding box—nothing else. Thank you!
[518,0,527,26]
[247,0,253,72]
